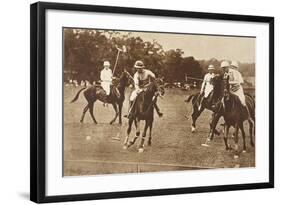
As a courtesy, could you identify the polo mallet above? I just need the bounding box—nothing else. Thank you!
[112,45,126,76]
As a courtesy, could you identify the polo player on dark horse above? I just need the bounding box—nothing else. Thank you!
[123,60,164,152]
[70,63,133,125]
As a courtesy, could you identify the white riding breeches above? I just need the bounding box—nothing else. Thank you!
[231,86,246,106]
[204,85,213,98]
[130,89,142,101]
[101,82,111,95]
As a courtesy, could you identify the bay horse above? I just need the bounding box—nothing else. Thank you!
[123,79,165,152]
[207,75,255,159]
[70,70,133,125]
[185,75,223,134]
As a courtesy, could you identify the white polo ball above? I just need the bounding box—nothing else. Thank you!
[86,136,91,140]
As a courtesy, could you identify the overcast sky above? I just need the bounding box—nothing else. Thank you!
[129,31,255,63]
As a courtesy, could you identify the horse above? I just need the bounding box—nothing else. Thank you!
[70,70,133,125]
[123,79,165,152]
[207,76,255,159]
[185,75,223,134]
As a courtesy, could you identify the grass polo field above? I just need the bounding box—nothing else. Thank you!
[63,86,255,176]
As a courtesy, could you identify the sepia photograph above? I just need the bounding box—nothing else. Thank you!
[63,28,256,176]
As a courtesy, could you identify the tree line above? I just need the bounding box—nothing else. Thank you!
[64,28,255,84]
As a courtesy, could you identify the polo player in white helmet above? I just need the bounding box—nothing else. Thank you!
[100,61,113,96]
[198,64,216,110]
[124,60,162,118]
[230,60,244,85]
[221,60,246,106]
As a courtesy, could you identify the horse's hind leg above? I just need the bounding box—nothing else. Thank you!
[138,121,149,153]
[118,103,123,125]
[123,117,134,149]
[109,103,118,125]
[248,118,255,147]
[223,124,230,150]
[89,102,98,124]
[80,104,89,123]
[240,123,247,153]
[128,119,140,147]
[191,108,203,133]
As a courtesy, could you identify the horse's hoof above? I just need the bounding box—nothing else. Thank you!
[234,155,239,159]
[251,142,255,147]
[147,141,151,146]
[123,145,128,150]
[138,148,144,153]
[191,126,196,133]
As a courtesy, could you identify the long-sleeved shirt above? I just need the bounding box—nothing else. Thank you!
[201,73,215,97]
[224,68,244,85]
[133,69,155,89]
[100,68,113,82]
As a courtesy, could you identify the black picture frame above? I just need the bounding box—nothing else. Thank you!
[30,1,274,203]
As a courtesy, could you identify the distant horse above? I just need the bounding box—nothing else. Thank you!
[185,75,223,134]
[123,79,165,152]
[207,76,255,159]
[70,70,133,125]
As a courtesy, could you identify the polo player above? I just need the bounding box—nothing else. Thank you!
[100,61,113,96]
[124,60,163,118]
[221,60,246,106]
[198,64,216,110]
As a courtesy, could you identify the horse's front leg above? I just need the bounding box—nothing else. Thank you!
[109,103,119,124]
[118,102,123,125]
[233,123,240,159]
[123,117,134,149]
[147,121,153,146]
[138,121,149,153]
[223,124,230,150]
[202,113,219,146]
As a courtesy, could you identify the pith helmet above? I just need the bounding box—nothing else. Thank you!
[103,61,110,67]
[220,61,230,68]
[231,61,239,69]
[208,64,215,70]
[134,60,145,68]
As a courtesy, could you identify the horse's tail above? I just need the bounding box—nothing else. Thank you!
[185,94,195,103]
[70,87,87,103]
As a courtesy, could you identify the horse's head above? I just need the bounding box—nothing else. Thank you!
[209,74,223,99]
[221,74,230,101]
[144,77,165,99]
[118,69,134,87]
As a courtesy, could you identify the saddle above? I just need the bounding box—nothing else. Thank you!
[95,85,121,102]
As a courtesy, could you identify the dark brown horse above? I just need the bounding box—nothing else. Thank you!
[70,70,133,125]
[185,75,223,134]
[207,76,255,159]
[123,79,165,152]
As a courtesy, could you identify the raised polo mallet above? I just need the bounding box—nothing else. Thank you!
[112,45,126,75]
